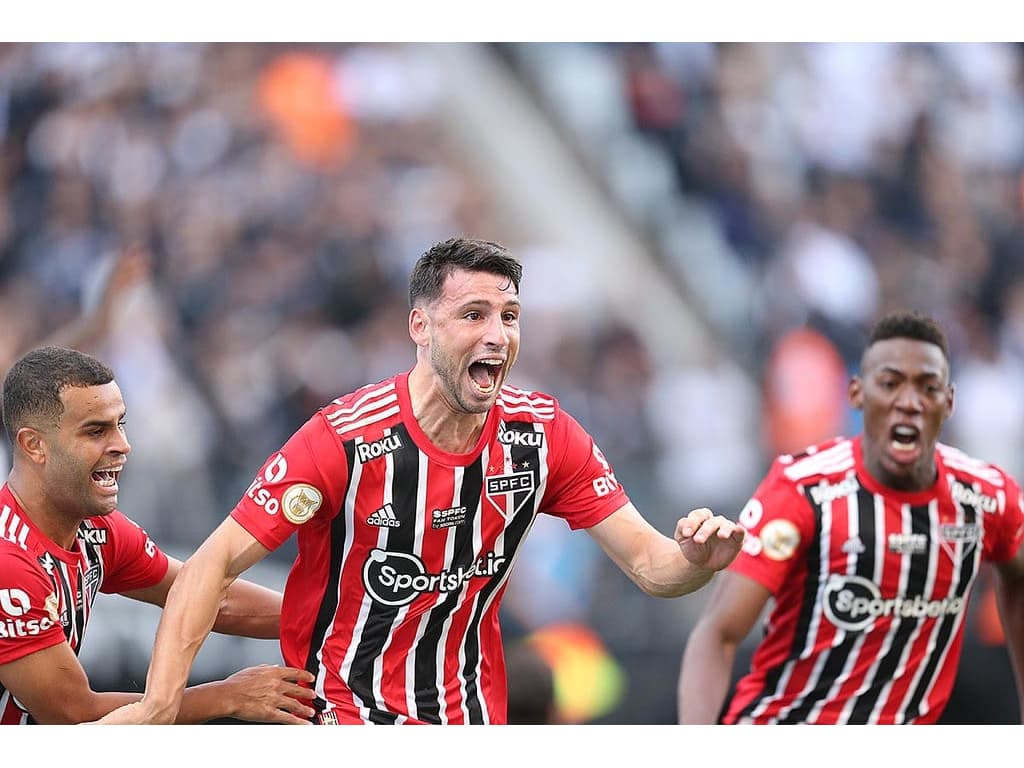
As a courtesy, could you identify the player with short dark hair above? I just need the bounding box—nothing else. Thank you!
[100,236,745,725]
[0,346,316,724]
[678,310,1024,724]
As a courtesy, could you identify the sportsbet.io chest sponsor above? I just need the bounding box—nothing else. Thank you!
[362,548,506,606]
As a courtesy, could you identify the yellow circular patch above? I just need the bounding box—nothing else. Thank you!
[759,519,801,561]
[282,483,323,525]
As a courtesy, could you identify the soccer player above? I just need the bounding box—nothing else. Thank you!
[99,237,745,725]
[0,346,316,724]
[677,311,1024,724]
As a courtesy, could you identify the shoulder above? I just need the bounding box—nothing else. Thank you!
[770,436,856,487]
[496,384,559,423]
[0,538,49,587]
[937,442,1012,491]
[319,376,402,439]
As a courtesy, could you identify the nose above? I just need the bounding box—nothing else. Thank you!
[482,313,509,347]
[111,429,131,456]
[894,383,922,413]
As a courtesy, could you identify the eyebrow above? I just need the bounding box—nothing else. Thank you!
[76,412,127,430]
[877,366,944,379]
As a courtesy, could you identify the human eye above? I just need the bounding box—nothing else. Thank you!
[502,311,519,323]
[464,310,481,321]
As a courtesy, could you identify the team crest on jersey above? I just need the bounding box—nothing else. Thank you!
[484,471,536,520]
[282,484,323,525]
[939,523,980,562]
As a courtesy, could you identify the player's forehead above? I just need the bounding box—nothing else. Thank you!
[438,267,519,306]
[861,337,948,380]
[58,381,125,426]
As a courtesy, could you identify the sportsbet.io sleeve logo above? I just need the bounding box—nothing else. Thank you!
[281,483,323,525]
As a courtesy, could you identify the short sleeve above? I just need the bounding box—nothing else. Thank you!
[231,412,347,551]
[728,459,816,595]
[0,550,65,664]
[540,411,630,530]
[983,472,1024,563]
[98,512,169,594]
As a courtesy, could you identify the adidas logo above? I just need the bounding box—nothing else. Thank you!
[367,503,400,528]
[841,536,865,555]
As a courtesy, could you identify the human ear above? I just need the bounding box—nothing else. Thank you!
[408,306,430,348]
[848,377,864,410]
[15,427,47,465]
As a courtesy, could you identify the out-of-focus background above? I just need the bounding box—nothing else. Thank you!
[1,42,1021,723]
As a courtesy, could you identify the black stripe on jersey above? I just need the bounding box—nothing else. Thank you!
[303,436,356,718]
[846,501,933,723]
[733,489,825,723]
[412,456,485,723]
[458,422,541,723]
[345,424,418,723]
[779,485,877,723]
[75,524,105,647]
[902,502,979,720]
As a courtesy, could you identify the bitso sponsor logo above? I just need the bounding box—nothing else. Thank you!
[0,588,30,617]
[367,503,400,528]
[282,484,322,525]
[498,429,543,448]
[357,434,403,463]
[362,548,506,607]
[823,574,964,631]
[950,481,998,513]
[244,453,291,516]
[809,476,860,506]
[432,506,467,529]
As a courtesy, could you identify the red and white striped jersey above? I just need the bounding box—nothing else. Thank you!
[725,435,1024,724]
[231,371,629,724]
[0,484,168,724]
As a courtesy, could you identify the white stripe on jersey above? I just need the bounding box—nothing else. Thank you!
[807,486,865,723]
[393,450,429,721]
[432,466,465,725]
[882,499,940,723]
[326,383,396,420]
[937,444,1004,486]
[773,493,838,723]
[328,436,369,715]
[783,441,854,482]
[0,505,29,550]
[333,406,401,436]
[498,386,554,406]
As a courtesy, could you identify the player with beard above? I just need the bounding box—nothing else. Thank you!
[0,346,316,724]
[100,236,745,725]
[678,311,1024,724]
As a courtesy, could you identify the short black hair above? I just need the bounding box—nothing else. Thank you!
[866,311,949,360]
[408,237,522,308]
[3,346,115,443]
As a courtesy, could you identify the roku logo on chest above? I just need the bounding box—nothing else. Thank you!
[357,434,403,463]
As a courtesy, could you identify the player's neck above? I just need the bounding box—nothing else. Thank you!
[7,470,80,550]
[407,365,488,454]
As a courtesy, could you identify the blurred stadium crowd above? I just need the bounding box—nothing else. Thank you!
[1,42,1022,722]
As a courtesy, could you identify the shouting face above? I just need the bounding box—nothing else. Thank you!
[41,382,131,519]
[850,337,953,492]
[413,267,521,415]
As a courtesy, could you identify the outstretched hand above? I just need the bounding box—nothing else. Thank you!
[674,508,745,573]
[221,664,317,724]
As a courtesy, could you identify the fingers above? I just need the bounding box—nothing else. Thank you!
[675,508,744,545]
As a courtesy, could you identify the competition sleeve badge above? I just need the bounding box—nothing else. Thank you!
[282,484,324,524]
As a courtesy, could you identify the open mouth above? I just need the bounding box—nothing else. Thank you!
[91,467,122,492]
[889,425,921,457]
[468,359,504,395]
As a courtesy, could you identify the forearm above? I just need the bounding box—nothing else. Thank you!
[212,580,282,639]
[141,549,236,722]
[630,535,715,598]
[994,569,1024,719]
[678,623,737,723]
